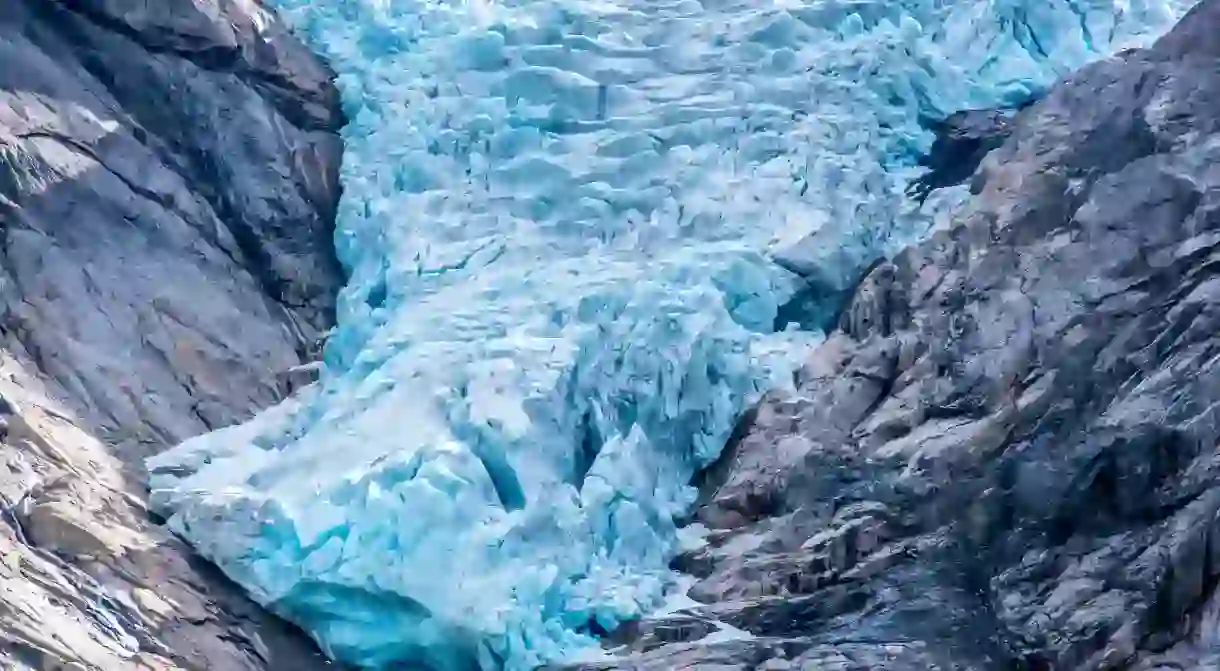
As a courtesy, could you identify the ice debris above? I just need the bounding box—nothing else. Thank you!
[148,0,1198,668]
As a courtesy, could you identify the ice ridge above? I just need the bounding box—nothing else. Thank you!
[148,0,1198,669]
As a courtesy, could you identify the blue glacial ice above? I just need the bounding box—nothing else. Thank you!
[147,0,1198,668]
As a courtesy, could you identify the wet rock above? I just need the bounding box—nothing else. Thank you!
[568,1,1220,669]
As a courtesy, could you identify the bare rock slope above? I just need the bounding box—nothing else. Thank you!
[570,1,1220,669]
[0,0,344,668]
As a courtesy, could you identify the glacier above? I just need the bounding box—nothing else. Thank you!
[146,0,1199,669]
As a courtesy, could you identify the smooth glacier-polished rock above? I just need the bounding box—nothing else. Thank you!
[148,0,1199,669]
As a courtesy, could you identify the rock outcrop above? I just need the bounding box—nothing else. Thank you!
[569,1,1220,669]
[0,0,344,668]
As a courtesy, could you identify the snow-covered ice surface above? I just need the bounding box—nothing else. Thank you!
[147,0,1198,668]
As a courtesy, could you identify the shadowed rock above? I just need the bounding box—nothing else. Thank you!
[908,105,1031,203]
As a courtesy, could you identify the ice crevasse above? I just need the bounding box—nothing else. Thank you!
[147,0,1199,668]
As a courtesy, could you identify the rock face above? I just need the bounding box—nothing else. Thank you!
[0,0,344,668]
[568,1,1220,669]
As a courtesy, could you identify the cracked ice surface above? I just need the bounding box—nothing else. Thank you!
[147,0,1198,668]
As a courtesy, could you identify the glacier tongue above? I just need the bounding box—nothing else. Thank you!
[147,0,1196,668]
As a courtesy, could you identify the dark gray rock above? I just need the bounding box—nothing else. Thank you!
[566,1,1220,669]
[908,105,1029,203]
[0,0,343,455]
[0,0,344,668]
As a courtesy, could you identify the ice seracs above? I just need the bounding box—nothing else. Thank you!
[147,0,1199,668]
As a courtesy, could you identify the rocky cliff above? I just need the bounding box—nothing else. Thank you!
[568,1,1220,669]
[0,0,344,668]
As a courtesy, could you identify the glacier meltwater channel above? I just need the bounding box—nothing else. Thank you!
[147,0,1197,668]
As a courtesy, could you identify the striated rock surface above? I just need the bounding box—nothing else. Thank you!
[0,0,344,668]
[568,1,1220,669]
